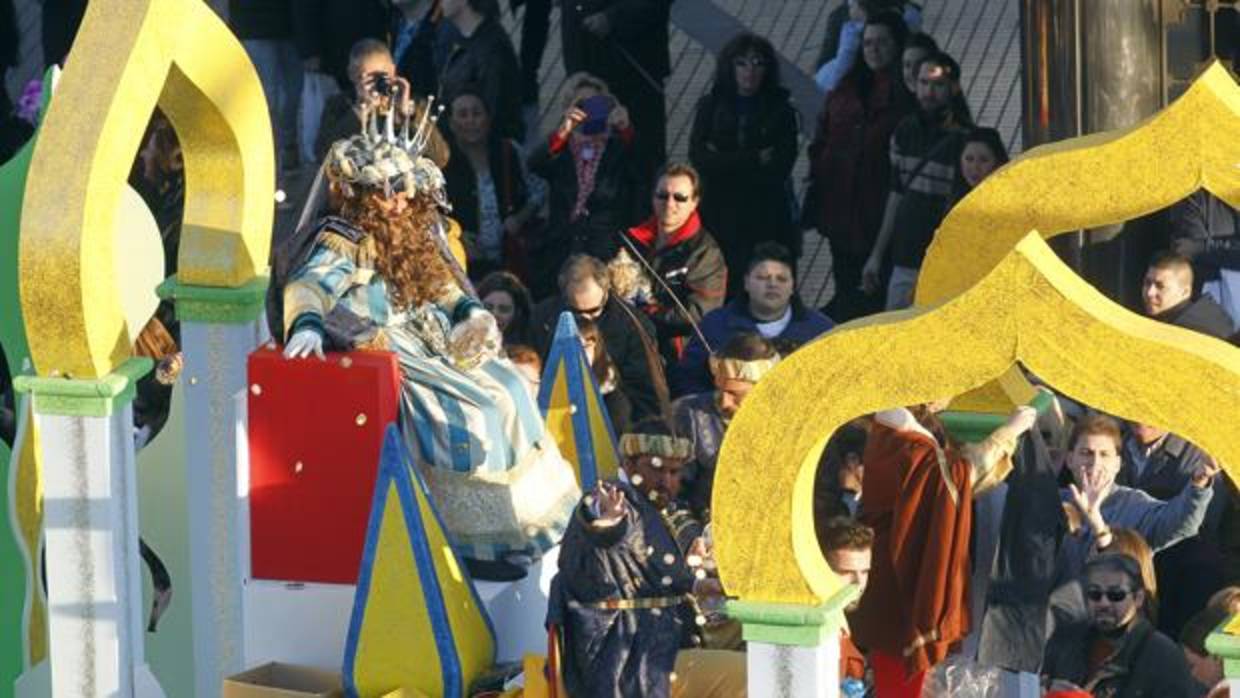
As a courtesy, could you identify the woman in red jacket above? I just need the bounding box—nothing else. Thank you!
[804,11,913,321]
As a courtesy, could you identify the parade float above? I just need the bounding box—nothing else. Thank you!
[4,1,1240,697]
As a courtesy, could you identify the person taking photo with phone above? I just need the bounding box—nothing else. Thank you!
[527,72,644,299]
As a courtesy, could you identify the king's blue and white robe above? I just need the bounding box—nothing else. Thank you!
[284,218,579,561]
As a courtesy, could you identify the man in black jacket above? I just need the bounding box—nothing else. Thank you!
[528,255,667,422]
[1143,250,1235,338]
[1043,554,1196,697]
[617,163,726,363]
[560,0,672,177]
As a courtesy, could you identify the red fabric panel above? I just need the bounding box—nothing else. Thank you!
[247,347,402,583]
[871,651,926,698]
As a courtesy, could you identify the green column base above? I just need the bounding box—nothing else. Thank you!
[1206,616,1240,677]
[157,274,269,324]
[726,585,858,647]
[13,357,153,417]
[941,389,1054,444]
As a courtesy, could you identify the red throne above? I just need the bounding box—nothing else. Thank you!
[247,347,402,584]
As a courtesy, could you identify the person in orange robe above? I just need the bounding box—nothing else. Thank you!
[851,401,1036,697]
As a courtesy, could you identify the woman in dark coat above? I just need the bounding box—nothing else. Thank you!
[689,32,800,298]
[804,11,913,321]
[442,87,545,282]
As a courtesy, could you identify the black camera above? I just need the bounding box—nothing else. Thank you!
[370,72,393,97]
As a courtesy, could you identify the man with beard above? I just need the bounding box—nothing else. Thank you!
[862,50,971,310]
[547,419,745,698]
[282,100,579,579]
[1043,554,1195,696]
[671,332,779,520]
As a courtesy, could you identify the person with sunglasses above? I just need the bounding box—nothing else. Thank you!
[689,32,800,297]
[614,163,727,364]
[1042,554,1195,697]
[528,254,670,423]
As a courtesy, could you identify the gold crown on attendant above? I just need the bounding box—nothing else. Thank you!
[326,95,450,209]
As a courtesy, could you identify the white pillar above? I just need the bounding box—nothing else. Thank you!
[16,358,165,698]
[159,276,268,697]
[727,586,857,698]
[747,640,840,698]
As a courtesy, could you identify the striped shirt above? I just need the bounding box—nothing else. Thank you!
[887,113,966,269]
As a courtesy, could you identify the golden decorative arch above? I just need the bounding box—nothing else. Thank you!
[917,61,1240,306]
[713,233,1240,605]
[19,0,274,379]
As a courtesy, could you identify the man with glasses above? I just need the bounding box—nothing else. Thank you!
[614,163,727,363]
[1043,554,1195,696]
[529,254,668,421]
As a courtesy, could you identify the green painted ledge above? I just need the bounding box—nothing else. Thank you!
[727,585,859,647]
[157,274,269,324]
[1206,617,1240,677]
[13,357,153,417]
[942,389,1054,444]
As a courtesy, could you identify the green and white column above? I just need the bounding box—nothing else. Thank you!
[14,358,164,698]
[157,276,268,697]
[727,586,857,698]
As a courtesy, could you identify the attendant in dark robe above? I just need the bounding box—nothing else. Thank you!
[547,420,745,698]
[851,402,1036,697]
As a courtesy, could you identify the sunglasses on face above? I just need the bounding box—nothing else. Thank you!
[1085,588,1133,603]
[572,303,606,319]
[655,190,692,203]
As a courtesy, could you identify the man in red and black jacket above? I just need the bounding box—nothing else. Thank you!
[620,163,727,364]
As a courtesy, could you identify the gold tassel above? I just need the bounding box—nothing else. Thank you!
[318,232,361,262]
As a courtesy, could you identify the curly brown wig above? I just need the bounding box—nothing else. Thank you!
[341,191,456,309]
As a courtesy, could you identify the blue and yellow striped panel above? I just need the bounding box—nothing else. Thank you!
[343,426,494,697]
[536,312,618,490]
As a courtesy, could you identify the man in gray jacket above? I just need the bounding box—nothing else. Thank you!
[1055,413,1217,588]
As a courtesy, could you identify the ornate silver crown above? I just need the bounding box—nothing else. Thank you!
[326,95,450,210]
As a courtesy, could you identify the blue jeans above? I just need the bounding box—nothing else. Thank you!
[242,38,303,170]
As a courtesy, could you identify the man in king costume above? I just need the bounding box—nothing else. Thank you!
[281,87,580,578]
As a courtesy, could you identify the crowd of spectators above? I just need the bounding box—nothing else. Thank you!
[5,1,1240,697]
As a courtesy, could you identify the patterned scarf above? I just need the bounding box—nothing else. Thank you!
[569,133,608,221]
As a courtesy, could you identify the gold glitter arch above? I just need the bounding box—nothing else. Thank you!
[19,0,274,378]
[917,61,1240,307]
[713,233,1240,605]
[917,61,1240,416]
